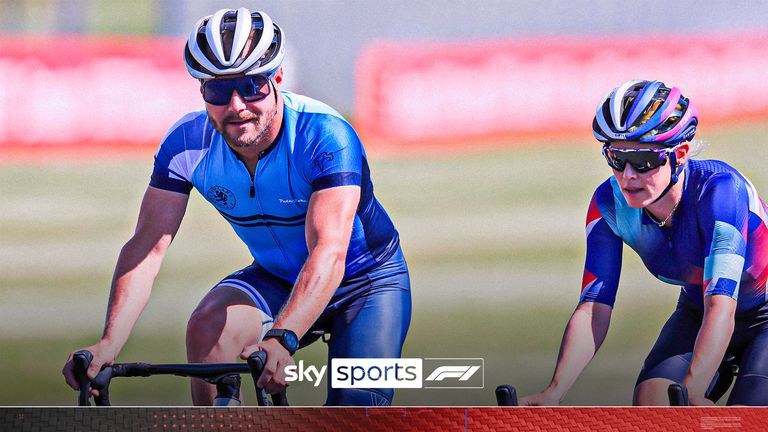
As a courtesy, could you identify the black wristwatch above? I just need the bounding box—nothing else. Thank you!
[263,329,299,355]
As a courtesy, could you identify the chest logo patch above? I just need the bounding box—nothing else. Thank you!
[207,186,236,210]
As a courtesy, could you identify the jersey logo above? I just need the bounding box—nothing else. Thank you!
[313,151,335,172]
[278,198,308,204]
[207,186,236,210]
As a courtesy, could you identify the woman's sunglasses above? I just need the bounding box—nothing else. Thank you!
[602,144,676,173]
[201,74,272,106]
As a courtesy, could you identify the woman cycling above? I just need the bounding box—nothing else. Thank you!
[521,79,768,406]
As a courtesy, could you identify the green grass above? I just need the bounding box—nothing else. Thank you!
[0,301,676,406]
[88,0,157,34]
[1,120,766,406]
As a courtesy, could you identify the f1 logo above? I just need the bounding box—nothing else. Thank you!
[423,358,484,389]
[425,366,480,382]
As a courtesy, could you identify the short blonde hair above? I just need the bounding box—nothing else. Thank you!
[686,139,707,159]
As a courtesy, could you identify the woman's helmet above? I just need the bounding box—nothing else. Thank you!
[184,8,285,79]
[593,80,698,146]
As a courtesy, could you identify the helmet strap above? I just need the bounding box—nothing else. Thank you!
[651,152,684,204]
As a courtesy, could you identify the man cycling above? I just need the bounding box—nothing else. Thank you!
[521,80,768,406]
[63,8,410,406]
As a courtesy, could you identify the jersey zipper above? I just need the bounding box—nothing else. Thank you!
[249,150,268,199]
[250,153,294,271]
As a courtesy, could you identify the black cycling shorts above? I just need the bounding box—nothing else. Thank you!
[636,293,768,405]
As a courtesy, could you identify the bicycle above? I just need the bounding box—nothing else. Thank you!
[668,354,739,406]
[495,355,739,406]
[72,349,289,406]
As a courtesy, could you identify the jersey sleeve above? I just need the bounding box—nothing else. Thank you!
[698,173,749,300]
[580,184,624,307]
[302,115,363,192]
[148,112,210,194]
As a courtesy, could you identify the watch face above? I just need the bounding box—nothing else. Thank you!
[284,331,299,351]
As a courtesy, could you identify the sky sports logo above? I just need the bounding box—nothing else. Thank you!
[286,358,483,389]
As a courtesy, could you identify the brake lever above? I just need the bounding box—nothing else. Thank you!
[72,350,94,406]
[495,384,518,406]
[91,366,116,406]
[246,351,272,406]
[668,383,688,406]
[271,390,289,406]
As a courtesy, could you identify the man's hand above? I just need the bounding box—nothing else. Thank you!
[240,338,295,395]
[62,341,119,394]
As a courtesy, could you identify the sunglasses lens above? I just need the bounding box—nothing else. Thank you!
[202,80,234,105]
[202,75,271,105]
[605,148,668,173]
[240,75,271,102]
[603,149,625,171]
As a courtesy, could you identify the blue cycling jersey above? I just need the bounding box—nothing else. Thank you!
[149,91,400,282]
[581,159,768,315]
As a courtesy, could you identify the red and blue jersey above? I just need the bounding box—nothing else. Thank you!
[149,91,400,283]
[581,159,768,315]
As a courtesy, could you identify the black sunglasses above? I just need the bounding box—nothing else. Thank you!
[602,144,676,173]
[201,74,272,106]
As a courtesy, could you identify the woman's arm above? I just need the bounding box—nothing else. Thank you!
[521,301,613,405]
[682,295,736,405]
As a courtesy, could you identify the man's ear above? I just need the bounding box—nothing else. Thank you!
[273,67,284,86]
[675,142,690,165]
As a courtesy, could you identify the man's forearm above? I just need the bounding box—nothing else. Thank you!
[100,237,166,351]
[273,244,346,338]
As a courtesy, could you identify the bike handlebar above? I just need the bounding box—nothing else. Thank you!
[246,351,271,406]
[667,355,740,406]
[72,350,93,406]
[668,383,688,406]
[72,349,288,406]
[493,383,690,406]
[495,384,519,406]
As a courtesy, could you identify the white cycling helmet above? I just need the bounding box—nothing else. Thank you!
[184,8,285,79]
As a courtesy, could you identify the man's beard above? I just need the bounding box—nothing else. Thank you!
[210,103,278,148]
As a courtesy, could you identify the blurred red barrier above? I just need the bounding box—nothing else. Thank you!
[355,32,768,149]
[0,36,200,155]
